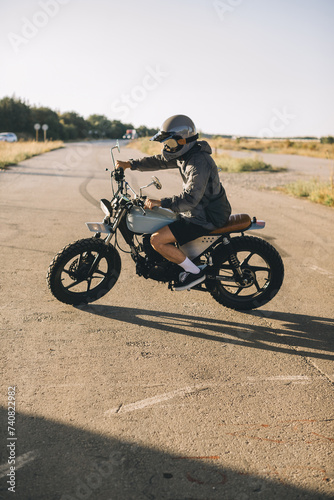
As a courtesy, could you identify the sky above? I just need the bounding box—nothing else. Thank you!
[1,0,334,137]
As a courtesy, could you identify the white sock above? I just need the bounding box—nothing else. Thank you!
[179,257,200,274]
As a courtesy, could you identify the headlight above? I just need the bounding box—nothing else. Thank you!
[100,199,112,217]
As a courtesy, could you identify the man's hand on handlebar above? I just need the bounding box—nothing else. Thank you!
[144,198,161,210]
[116,160,131,170]
[114,161,161,210]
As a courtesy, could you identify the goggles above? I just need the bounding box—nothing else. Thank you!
[150,130,199,150]
[164,137,181,150]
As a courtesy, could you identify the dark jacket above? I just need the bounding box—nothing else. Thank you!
[129,141,231,229]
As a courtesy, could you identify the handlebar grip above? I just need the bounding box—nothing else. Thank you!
[136,196,146,207]
[114,167,124,181]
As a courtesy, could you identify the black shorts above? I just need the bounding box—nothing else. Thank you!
[168,219,212,246]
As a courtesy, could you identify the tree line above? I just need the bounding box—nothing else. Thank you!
[0,96,158,141]
[1,96,332,144]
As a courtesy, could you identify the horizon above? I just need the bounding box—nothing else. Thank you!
[2,94,330,140]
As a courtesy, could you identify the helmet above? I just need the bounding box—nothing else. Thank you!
[150,114,198,160]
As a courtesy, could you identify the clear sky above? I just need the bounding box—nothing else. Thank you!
[1,0,333,137]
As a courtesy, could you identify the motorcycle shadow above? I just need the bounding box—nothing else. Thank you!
[79,305,334,361]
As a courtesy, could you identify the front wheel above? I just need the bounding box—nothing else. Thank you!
[46,238,121,305]
[206,236,284,310]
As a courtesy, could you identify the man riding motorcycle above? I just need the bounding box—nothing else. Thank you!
[116,114,231,291]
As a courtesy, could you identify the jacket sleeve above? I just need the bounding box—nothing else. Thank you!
[129,155,178,171]
[160,156,211,213]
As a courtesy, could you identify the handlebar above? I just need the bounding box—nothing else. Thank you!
[110,165,161,215]
[134,196,146,207]
[132,195,146,214]
[114,167,124,182]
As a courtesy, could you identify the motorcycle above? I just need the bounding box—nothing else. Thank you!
[47,141,284,310]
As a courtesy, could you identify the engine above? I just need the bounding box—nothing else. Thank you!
[135,235,178,282]
[142,234,163,263]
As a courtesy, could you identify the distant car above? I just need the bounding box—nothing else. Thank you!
[122,129,137,140]
[0,132,18,142]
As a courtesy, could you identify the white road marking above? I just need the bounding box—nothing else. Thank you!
[105,375,321,416]
[45,384,85,388]
[0,450,38,479]
[308,265,334,278]
[247,375,310,382]
[105,384,209,416]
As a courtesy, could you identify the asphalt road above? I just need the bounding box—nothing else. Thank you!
[0,140,333,500]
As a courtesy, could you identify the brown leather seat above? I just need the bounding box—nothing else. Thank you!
[210,213,252,235]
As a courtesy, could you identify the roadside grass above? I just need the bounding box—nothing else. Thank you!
[129,138,333,207]
[206,137,334,160]
[128,137,161,156]
[0,140,64,168]
[212,153,285,173]
[128,138,283,173]
[276,177,334,207]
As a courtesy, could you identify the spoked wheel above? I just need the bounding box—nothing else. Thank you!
[47,238,121,305]
[206,236,284,310]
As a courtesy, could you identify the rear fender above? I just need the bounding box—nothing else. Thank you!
[246,219,265,231]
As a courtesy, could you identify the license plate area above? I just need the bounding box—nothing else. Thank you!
[86,222,112,234]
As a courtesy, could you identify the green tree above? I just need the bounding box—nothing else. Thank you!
[31,106,63,140]
[136,125,159,137]
[59,111,88,139]
[59,122,78,141]
[86,115,134,138]
[320,136,334,144]
[0,95,160,141]
[87,114,112,138]
[0,96,32,133]
[110,120,138,138]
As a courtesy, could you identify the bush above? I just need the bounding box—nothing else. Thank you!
[320,136,334,144]
[214,154,280,173]
[278,178,334,207]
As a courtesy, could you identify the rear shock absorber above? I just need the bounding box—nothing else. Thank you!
[222,237,244,281]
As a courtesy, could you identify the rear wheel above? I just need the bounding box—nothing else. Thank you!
[206,236,284,310]
[47,238,121,305]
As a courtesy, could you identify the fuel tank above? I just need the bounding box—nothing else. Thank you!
[126,206,179,234]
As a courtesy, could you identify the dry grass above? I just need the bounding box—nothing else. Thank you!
[212,153,284,173]
[128,138,281,172]
[129,138,333,206]
[206,137,333,159]
[0,140,64,168]
[277,177,334,207]
[128,137,161,156]
[130,136,334,159]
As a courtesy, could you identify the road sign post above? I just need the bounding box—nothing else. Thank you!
[34,123,41,141]
[42,124,49,142]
